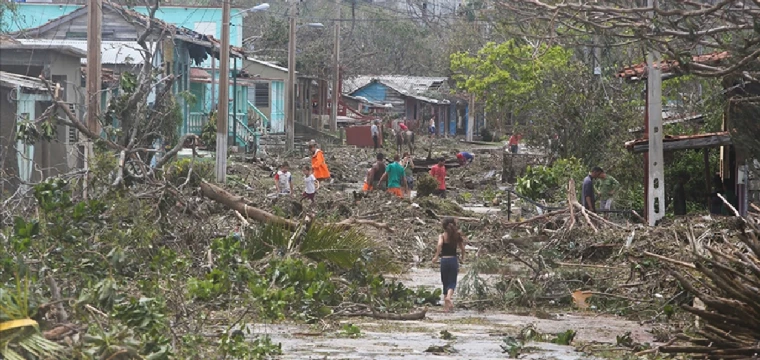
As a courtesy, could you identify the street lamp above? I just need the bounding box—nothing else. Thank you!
[238,3,270,15]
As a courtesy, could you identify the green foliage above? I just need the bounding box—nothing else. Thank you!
[551,330,576,345]
[451,40,572,112]
[0,278,65,360]
[500,336,523,358]
[164,158,213,187]
[219,332,282,359]
[340,323,362,338]
[515,157,586,201]
[416,174,439,198]
[187,269,231,301]
[301,224,377,270]
[440,330,456,340]
[200,112,217,148]
[480,127,494,142]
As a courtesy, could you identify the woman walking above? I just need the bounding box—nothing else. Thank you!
[432,218,467,312]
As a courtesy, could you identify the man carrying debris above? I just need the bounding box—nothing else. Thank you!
[430,157,447,198]
[363,153,387,191]
[595,170,619,212]
[274,162,293,196]
[378,154,407,198]
[371,120,380,151]
[583,167,604,213]
[456,151,474,167]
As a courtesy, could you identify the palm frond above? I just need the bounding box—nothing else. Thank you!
[246,222,291,260]
[0,278,66,360]
[299,224,377,269]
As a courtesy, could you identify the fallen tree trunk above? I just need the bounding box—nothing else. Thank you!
[200,182,299,230]
[200,182,394,232]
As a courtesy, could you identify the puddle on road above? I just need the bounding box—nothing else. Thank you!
[261,268,652,359]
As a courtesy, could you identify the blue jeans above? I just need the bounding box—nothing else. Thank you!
[440,257,459,294]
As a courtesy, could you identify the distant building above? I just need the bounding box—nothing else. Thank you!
[344,75,475,136]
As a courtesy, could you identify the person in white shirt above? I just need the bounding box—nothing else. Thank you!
[301,165,319,203]
[371,120,380,151]
[274,162,293,196]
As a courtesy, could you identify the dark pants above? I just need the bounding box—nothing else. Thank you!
[510,144,518,154]
[433,189,446,198]
[373,135,379,150]
[440,257,459,294]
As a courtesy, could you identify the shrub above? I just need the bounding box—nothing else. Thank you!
[480,128,494,142]
[515,157,586,201]
[165,158,213,187]
[416,173,439,197]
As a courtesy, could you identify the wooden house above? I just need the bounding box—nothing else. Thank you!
[0,42,86,191]
[343,75,473,136]
[10,2,253,145]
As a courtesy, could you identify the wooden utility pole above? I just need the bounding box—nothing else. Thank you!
[329,0,340,132]
[646,0,664,225]
[286,0,297,151]
[85,0,102,198]
[466,93,475,141]
[216,0,231,183]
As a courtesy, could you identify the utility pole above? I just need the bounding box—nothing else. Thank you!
[216,0,231,183]
[286,0,297,151]
[211,56,216,111]
[329,0,340,132]
[466,93,474,141]
[646,0,664,226]
[85,0,102,198]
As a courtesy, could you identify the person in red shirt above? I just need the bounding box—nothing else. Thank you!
[508,133,522,154]
[429,157,447,198]
[399,122,408,131]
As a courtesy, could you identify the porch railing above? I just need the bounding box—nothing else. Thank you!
[188,112,252,148]
[247,101,269,133]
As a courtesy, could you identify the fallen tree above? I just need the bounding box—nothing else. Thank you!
[200,181,394,232]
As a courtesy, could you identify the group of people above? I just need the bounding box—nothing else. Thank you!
[362,152,416,198]
[273,142,330,203]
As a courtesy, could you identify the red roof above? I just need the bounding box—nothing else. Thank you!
[189,68,211,81]
[617,52,729,80]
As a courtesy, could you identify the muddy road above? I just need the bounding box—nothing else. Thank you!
[263,268,654,359]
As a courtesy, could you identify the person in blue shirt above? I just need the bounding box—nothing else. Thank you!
[456,152,474,166]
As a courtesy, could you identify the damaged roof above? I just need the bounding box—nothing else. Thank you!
[344,75,451,104]
[617,52,729,81]
[12,2,245,63]
[625,131,732,153]
[0,71,49,91]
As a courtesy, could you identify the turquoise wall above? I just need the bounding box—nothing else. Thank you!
[1,4,243,55]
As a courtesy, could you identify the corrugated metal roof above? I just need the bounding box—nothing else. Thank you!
[344,76,450,104]
[245,57,291,74]
[0,71,48,91]
[344,75,448,94]
[17,39,145,64]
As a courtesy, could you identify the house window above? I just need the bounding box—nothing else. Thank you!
[254,82,269,107]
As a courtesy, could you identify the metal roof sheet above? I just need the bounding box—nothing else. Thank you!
[617,52,730,81]
[344,75,450,104]
[17,39,146,64]
[0,71,48,91]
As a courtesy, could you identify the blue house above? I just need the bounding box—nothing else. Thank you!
[5,2,256,145]
[343,75,475,136]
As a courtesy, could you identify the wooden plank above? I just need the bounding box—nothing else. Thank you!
[632,134,732,153]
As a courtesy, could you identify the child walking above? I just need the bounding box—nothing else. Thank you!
[301,165,319,203]
[274,162,293,196]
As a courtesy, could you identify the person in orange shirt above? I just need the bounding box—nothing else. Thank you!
[309,143,331,182]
